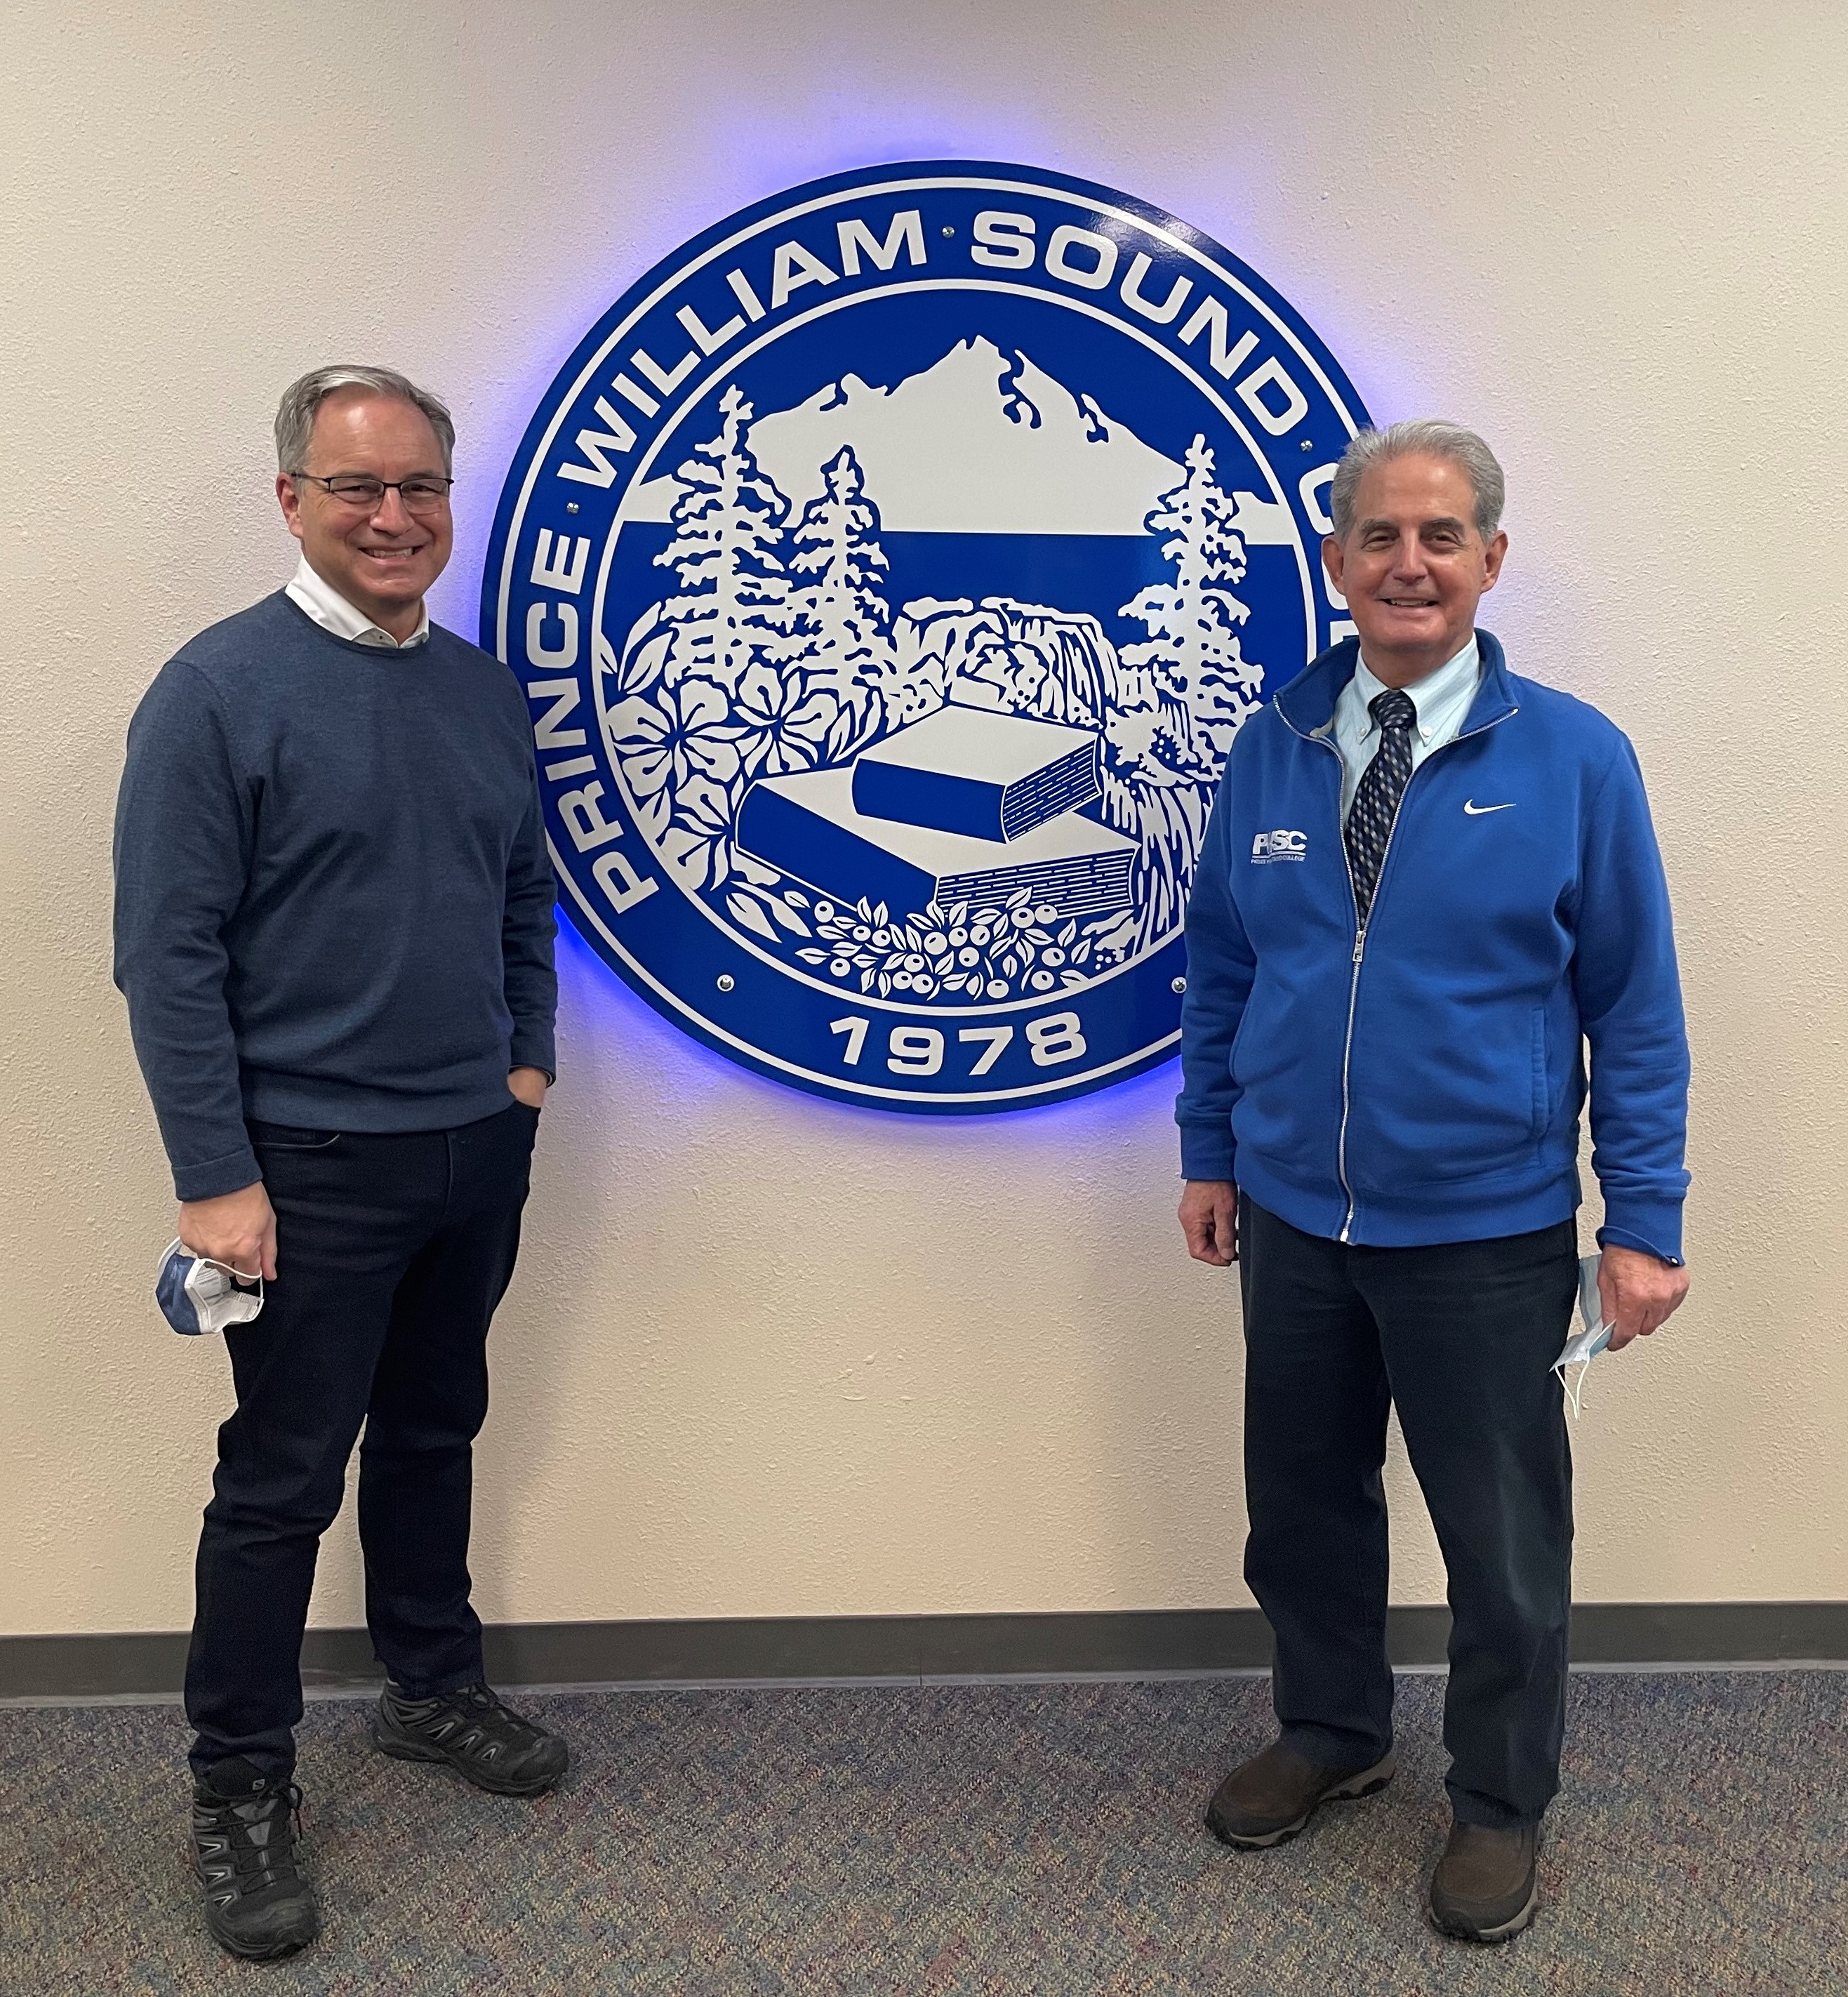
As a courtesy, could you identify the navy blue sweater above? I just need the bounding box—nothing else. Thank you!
[114,592,557,1200]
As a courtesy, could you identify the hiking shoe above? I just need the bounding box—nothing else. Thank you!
[1428,1819,1540,1942]
[1205,1739,1396,1849]
[190,1758,319,1960]
[372,1682,569,1796]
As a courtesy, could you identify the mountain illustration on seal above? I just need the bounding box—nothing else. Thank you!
[600,336,1293,1004]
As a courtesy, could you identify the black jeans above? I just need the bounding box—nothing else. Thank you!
[1237,1195,1578,1828]
[185,1100,539,1779]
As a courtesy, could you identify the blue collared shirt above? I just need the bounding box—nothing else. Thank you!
[1323,637,1481,822]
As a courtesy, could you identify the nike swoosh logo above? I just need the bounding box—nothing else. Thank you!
[1463,800,1515,816]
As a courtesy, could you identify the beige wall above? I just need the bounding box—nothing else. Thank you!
[2,1,1843,1641]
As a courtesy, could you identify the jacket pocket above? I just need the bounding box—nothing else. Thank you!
[1530,1006,1548,1141]
[1229,975,1341,1182]
[1347,1002,1548,1189]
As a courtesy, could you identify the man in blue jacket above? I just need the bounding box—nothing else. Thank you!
[114,366,567,1960]
[1176,420,1689,1943]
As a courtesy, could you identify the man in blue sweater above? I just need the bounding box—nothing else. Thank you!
[1176,420,1689,1943]
[114,366,566,1961]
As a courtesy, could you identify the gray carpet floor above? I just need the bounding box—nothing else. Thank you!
[1,1673,1842,1995]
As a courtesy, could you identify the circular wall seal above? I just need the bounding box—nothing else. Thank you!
[482,161,1369,1113]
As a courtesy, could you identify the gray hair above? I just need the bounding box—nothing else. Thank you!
[274,364,456,475]
[1329,418,1505,543]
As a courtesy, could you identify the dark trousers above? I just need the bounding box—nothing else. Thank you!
[1238,1195,1578,1828]
[186,1101,540,1779]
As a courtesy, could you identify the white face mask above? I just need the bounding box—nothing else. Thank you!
[155,1240,265,1336]
[1553,1253,1614,1416]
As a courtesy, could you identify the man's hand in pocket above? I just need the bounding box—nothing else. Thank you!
[179,1181,277,1280]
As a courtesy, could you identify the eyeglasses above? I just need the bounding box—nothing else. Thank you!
[290,472,455,514]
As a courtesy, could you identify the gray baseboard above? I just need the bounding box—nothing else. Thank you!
[3,1603,1846,1702]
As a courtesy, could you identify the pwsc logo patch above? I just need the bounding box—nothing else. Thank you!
[484,161,1367,1113]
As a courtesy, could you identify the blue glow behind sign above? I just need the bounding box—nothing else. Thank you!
[481,161,1368,1113]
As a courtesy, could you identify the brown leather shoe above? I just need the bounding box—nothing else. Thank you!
[1427,1819,1539,1942]
[1204,1739,1396,1849]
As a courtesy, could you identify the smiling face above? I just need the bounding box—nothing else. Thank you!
[1322,451,1507,686]
[277,391,453,640]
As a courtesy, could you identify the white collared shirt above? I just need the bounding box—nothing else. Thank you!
[285,553,430,650]
[1326,637,1481,822]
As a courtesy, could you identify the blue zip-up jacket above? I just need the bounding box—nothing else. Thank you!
[1176,631,1689,1259]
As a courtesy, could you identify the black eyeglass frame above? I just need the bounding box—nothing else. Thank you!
[287,471,456,510]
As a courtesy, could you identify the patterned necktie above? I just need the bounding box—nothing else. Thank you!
[1344,687,1418,924]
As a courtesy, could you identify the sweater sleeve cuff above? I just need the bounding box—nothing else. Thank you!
[1178,1122,1236,1183]
[173,1143,263,1203]
[1596,1197,1685,1266]
[510,1030,556,1079]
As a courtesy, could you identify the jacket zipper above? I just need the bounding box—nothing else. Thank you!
[1281,698,1519,1242]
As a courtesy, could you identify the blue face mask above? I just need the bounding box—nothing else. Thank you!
[155,1240,265,1336]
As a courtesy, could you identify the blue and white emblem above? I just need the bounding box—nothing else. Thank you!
[483,161,1368,1112]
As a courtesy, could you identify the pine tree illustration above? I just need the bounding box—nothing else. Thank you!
[785,446,893,692]
[634,383,794,694]
[1118,435,1262,764]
